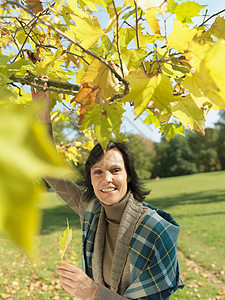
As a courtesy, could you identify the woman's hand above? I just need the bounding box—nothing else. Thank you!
[31,76,51,123]
[56,262,98,300]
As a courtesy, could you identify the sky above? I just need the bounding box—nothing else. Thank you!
[121,0,225,142]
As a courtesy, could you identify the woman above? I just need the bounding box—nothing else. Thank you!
[32,85,184,299]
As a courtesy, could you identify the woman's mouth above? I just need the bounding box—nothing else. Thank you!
[101,188,117,193]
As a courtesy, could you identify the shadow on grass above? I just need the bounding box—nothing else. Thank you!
[40,189,225,235]
[146,190,225,211]
[41,204,81,235]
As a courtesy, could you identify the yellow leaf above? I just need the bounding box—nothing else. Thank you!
[81,59,122,100]
[0,105,69,255]
[171,94,205,135]
[167,21,197,52]
[183,42,225,110]
[80,0,99,11]
[186,41,210,70]
[59,219,72,261]
[145,8,161,35]
[204,41,225,102]
[67,0,88,18]
[123,70,176,117]
[66,15,103,50]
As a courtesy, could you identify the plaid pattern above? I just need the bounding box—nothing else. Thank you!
[82,199,180,300]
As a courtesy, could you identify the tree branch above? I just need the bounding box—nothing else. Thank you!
[134,2,147,74]
[12,17,38,62]
[6,0,130,97]
[199,8,225,27]
[9,73,80,96]
[112,0,124,78]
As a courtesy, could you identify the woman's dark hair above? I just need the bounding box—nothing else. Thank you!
[84,141,150,202]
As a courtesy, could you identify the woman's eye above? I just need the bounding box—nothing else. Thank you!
[93,170,102,175]
[112,168,121,173]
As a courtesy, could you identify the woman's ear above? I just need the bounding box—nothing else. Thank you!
[127,176,131,183]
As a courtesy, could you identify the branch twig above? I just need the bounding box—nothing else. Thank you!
[9,73,80,96]
[199,8,225,27]
[134,2,147,74]
[6,0,130,96]
[112,0,124,78]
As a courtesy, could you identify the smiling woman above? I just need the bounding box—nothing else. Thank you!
[32,87,184,299]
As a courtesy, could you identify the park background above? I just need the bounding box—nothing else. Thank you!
[1,0,225,299]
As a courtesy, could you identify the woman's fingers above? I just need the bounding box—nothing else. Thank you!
[56,263,98,300]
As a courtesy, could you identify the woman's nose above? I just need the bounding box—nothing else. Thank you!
[104,170,113,182]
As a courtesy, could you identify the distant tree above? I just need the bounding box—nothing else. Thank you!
[152,136,197,178]
[216,111,225,170]
[187,129,221,172]
[127,134,155,180]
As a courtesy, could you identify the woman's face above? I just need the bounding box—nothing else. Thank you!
[90,149,129,206]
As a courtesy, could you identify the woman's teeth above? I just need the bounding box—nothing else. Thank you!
[101,188,116,192]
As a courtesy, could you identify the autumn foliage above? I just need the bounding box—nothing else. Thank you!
[1,0,225,252]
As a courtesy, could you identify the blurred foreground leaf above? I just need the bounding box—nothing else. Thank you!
[0,104,69,256]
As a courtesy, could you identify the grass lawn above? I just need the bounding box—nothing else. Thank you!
[144,171,225,299]
[0,171,225,299]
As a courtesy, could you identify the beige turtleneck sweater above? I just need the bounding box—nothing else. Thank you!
[101,195,129,287]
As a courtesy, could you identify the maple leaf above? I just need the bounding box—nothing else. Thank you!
[59,219,72,261]
[171,94,205,135]
[81,59,123,101]
[159,123,185,140]
[167,0,206,23]
[123,70,176,117]
[70,82,102,125]
[22,0,43,14]
[167,21,197,52]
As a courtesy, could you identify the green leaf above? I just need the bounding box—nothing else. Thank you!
[80,102,125,150]
[170,1,207,24]
[0,55,11,66]
[59,219,72,261]
[0,86,17,103]
[121,48,146,71]
[159,123,185,140]
[167,0,178,14]
[143,109,161,127]
[0,73,12,85]
[7,59,35,77]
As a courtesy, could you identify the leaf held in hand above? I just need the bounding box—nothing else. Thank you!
[59,219,72,261]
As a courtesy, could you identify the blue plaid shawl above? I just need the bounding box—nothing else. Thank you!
[82,198,180,299]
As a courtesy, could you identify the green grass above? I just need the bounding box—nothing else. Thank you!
[0,171,225,299]
[144,171,225,299]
